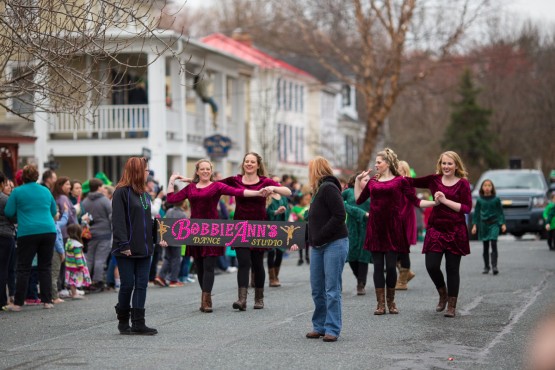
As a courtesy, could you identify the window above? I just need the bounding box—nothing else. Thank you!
[341,85,351,107]
[282,80,287,110]
[300,86,304,112]
[276,78,281,109]
[287,82,293,111]
[10,67,35,115]
[278,123,305,164]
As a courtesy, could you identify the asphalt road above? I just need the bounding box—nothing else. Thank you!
[1,236,554,370]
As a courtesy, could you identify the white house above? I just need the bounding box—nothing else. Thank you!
[2,34,255,186]
[202,33,321,182]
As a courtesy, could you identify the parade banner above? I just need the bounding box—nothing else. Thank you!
[157,218,306,249]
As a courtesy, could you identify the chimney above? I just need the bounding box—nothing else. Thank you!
[231,28,253,47]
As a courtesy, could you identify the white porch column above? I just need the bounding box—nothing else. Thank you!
[212,72,228,175]
[170,56,187,174]
[213,72,226,134]
[147,53,168,185]
[33,70,49,174]
[233,77,246,154]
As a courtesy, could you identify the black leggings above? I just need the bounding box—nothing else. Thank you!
[397,253,411,269]
[196,256,216,293]
[425,252,462,297]
[372,252,398,289]
[483,240,498,268]
[236,249,265,288]
[348,261,369,284]
[267,249,283,269]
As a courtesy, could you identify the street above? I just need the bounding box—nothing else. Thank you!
[1,236,554,370]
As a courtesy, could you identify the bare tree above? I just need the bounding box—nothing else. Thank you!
[0,0,186,122]
[268,0,493,170]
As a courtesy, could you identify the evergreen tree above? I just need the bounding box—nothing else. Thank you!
[443,69,502,171]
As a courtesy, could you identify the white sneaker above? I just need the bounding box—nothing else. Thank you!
[77,289,85,296]
[59,289,71,298]
[225,266,238,273]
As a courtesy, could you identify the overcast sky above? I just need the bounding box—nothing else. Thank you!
[180,0,555,24]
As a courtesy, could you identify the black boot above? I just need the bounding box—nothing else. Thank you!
[114,304,131,335]
[130,308,158,335]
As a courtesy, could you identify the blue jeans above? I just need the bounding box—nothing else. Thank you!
[116,257,150,309]
[309,237,348,338]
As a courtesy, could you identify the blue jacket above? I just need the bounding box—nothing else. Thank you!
[54,211,69,254]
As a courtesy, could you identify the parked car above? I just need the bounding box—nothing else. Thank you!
[471,169,549,238]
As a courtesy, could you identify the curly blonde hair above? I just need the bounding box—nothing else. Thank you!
[376,148,400,177]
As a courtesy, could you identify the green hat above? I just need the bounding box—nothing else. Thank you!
[81,180,90,194]
[95,172,112,186]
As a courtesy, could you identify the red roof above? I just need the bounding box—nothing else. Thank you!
[202,33,314,78]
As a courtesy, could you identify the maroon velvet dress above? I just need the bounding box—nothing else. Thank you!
[357,176,421,253]
[166,182,244,258]
[401,187,418,246]
[406,174,472,255]
[220,175,280,251]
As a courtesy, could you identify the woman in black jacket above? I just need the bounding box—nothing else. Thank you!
[111,157,166,335]
[292,156,348,342]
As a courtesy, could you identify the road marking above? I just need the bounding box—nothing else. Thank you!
[478,270,553,359]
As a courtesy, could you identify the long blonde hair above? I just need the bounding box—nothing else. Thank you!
[398,160,411,177]
[308,156,333,192]
[436,151,468,179]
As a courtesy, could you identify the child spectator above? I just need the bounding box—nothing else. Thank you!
[544,193,555,251]
[289,192,311,265]
[154,199,187,287]
[471,179,506,275]
[65,224,92,299]
[52,204,69,304]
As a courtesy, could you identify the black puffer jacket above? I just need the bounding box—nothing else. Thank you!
[307,176,348,247]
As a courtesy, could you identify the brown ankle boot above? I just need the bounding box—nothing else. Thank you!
[436,286,448,312]
[232,287,248,311]
[386,288,399,314]
[374,288,386,315]
[356,281,366,296]
[199,292,204,312]
[254,288,264,309]
[444,297,457,317]
[275,266,281,285]
[269,268,280,287]
[201,292,213,313]
[395,268,409,290]
[407,269,416,282]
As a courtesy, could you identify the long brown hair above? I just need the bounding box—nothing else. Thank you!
[308,156,333,192]
[52,176,70,199]
[240,152,267,177]
[116,157,148,194]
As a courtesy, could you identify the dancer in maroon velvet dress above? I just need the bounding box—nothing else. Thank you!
[165,159,267,313]
[395,160,418,290]
[355,148,436,315]
[405,151,472,318]
[219,152,291,311]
